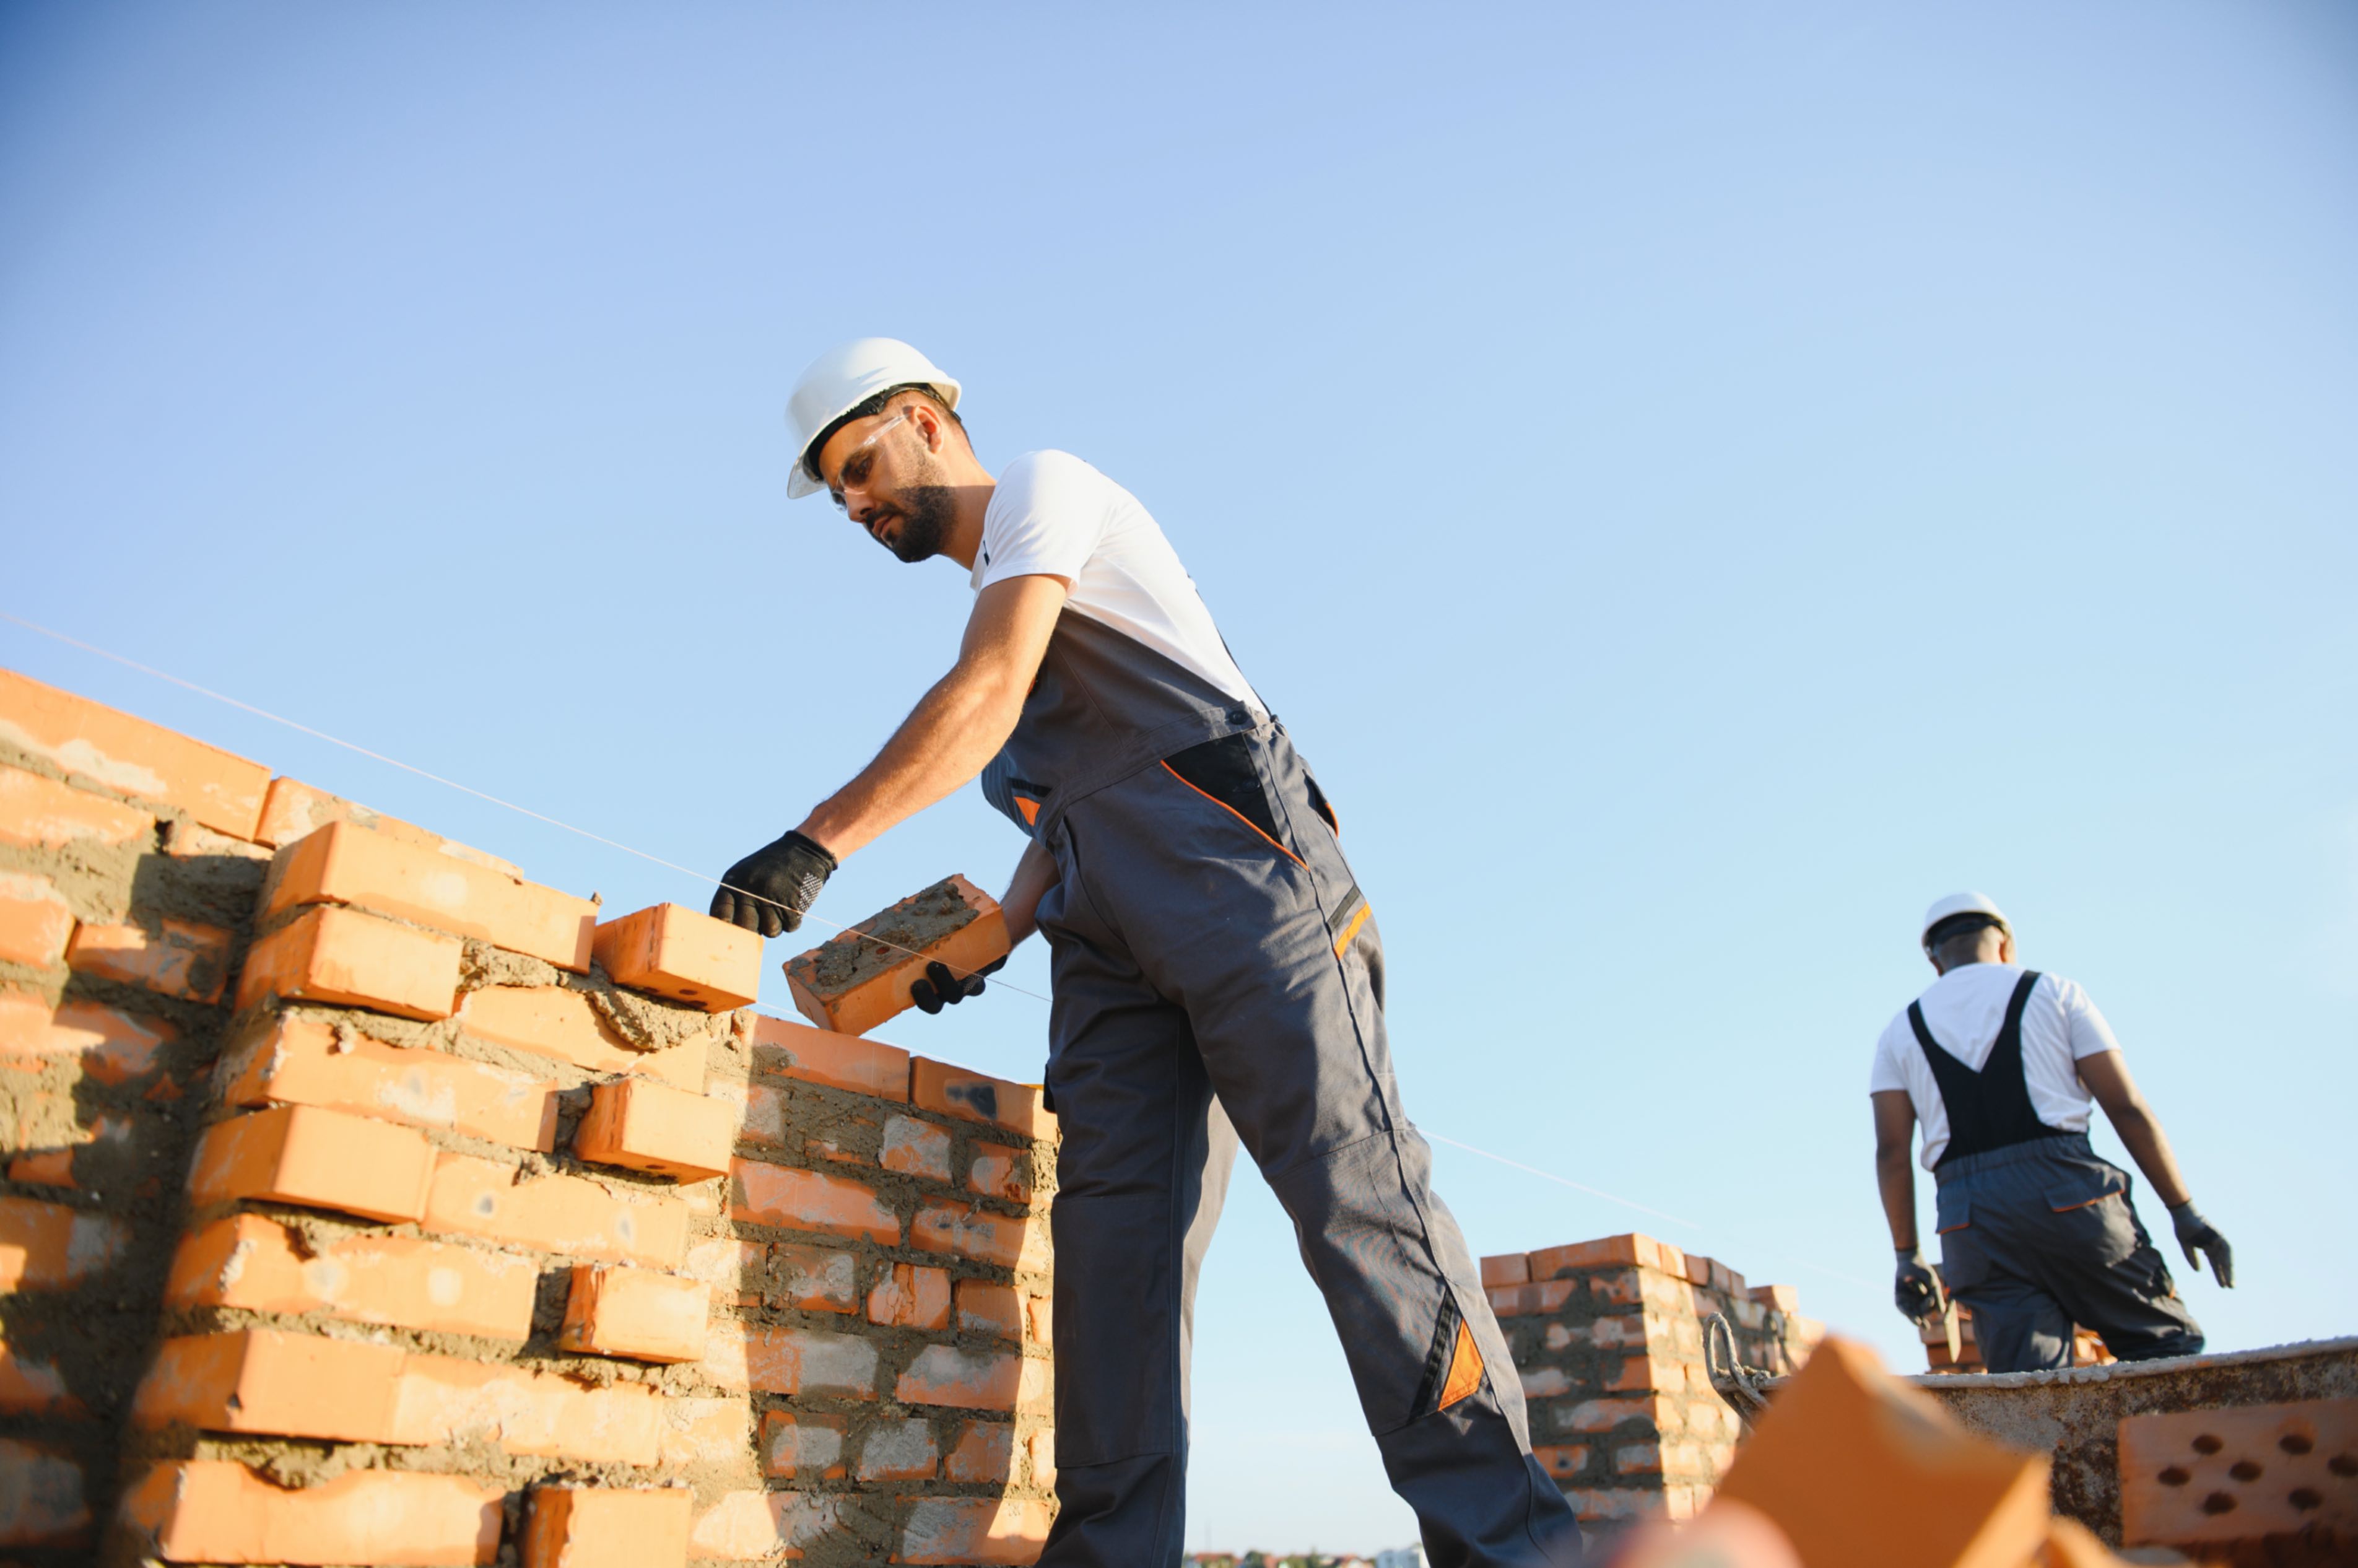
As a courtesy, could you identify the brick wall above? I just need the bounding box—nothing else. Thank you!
[0,666,1057,1566]
[1481,1232,1822,1535]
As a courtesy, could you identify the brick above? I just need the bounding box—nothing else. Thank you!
[898,1499,1056,1566]
[0,1438,88,1546]
[266,819,598,969]
[659,1396,752,1469]
[256,776,521,876]
[162,816,274,861]
[524,1486,692,1568]
[747,1011,908,1097]
[1560,1395,1674,1434]
[911,1056,1053,1139]
[425,1152,689,1268]
[761,1411,847,1479]
[2118,1395,2358,1551]
[1029,1426,1058,1489]
[0,1341,81,1416]
[944,1421,1014,1484]
[1489,1279,1579,1318]
[767,1241,857,1313]
[730,1158,899,1244]
[575,1076,732,1181]
[1529,1234,1681,1278]
[0,1193,128,1289]
[593,902,760,1011]
[1025,1289,1053,1346]
[398,1353,661,1463]
[785,874,1011,1037]
[1716,1338,2048,1568]
[967,1139,1032,1201]
[0,871,74,970]
[0,992,173,1081]
[458,983,705,1089]
[134,1326,407,1442]
[956,1279,1023,1339]
[897,1344,1022,1410]
[560,1265,710,1362]
[913,1203,1049,1271]
[1749,1283,1801,1313]
[689,1491,845,1560]
[222,1014,559,1151]
[166,1213,536,1341]
[698,1320,878,1398]
[1534,1444,1590,1479]
[66,915,233,1003]
[881,1113,952,1182]
[0,668,269,835]
[237,904,463,1019]
[119,1459,502,1566]
[1481,1251,1533,1287]
[868,1262,952,1329]
[859,1416,941,1481]
[188,1104,435,1222]
[681,1236,764,1302]
[0,761,153,850]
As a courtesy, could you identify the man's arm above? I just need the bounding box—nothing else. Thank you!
[798,573,1071,860]
[1872,1090,1921,1250]
[1001,837,1058,947]
[2079,1050,2233,1285]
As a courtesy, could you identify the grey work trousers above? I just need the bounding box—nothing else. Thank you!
[1934,1133,2204,1374]
[1032,723,1582,1567]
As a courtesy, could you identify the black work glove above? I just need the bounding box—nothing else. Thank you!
[909,956,1007,1015]
[2169,1201,2234,1287]
[1894,1248,1943,1322]
[710,830,835,938]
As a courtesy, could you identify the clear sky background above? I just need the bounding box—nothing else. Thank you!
[4,2,2354,1551]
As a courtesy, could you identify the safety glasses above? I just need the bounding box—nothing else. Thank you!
[827,411,908,508]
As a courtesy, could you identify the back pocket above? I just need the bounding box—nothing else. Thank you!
[1163,733,1297,863]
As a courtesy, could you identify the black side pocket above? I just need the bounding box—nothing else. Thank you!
[1164,733,1287,850]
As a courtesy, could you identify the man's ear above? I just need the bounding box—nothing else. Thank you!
[1999,931,2016,964]
[908,397,947,453]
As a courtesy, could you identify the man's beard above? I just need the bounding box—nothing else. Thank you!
[882,484,957,564]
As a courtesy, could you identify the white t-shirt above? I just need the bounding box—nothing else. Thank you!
[1868,963,2124,1170]
[970,450,1258,707]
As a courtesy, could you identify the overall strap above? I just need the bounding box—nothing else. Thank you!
[1915,970,2061,1170]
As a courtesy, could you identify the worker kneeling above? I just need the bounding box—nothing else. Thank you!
[1870,893,2232,1374]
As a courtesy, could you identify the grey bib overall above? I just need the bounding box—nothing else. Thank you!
[985,612,1583,1566]
[1918,971,2203,1372]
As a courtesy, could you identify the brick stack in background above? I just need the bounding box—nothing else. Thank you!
[1918,1305,2112,1374]
[1482,1232,1822,1538]
[0,667,1059,1567]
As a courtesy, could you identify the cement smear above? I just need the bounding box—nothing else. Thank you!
[785,879,980,998]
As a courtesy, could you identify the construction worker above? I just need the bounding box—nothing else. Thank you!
[710,339,1582,1567]
[1870,892,2233,1374]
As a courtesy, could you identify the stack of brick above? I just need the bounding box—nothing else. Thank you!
[1481,1232,1822,1533]
[1919,1306,2112,1374]
[0,667,1059,1566]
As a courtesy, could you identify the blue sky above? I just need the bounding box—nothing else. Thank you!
[4,1,2354,1549]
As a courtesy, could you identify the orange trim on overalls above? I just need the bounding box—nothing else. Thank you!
[1016,796,1041,826]
[1159,762,1307,869]
[1332,901,1373,957]
[1437,1318,1484,1411]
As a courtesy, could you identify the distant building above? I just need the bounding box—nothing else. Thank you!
[1373,1549,1426,1568]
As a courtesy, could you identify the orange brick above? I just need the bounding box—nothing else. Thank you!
[1482,1252,1533,1287]
[67,918,230,1006]
[1535,1444,1590,1479]
[730,1159,899,1245]
[697,1320,879,1398]
[119,1459,502,1566]
[165,1213,536,1341]
[397,1354,661,1463]
[235,904,462,1020]
[523,1485,692,1568]
[682,1236,765,1302]
[966,1139,1032,1201]
[222,1014,559,1151]
[1749,1283,1801,1313]
[760,1411,847,1479]
[1530,1234,1679,1278]
[0,668,268,836]
[133,1326,407,1442]
[0,1193,127,1289]
[575,1077,733,1181]
[457,984,705,1089]
[0,871,74,970]
[910,1056,1053,1139]
[255,776,521,876]
[0,1437,88,1546]
[6,1148,74,1187]
[188,1104,435,1222]
[659,1397,752,1469]
[859,1416,940,1481]
[162,817,274,861]
[897,1344,1021,1411]
[1024,1289,1053,1346]
[593,902,760,1012]
[944,1421,1013,1484]
[0,1341,82,1416]
[688,1491,845,1560]
[913,1203,1048,1271]
[0,761,153,850]
[746,1011,908,1098]
[0,992,173,1081]
[898,1498,1056,1566]
[767,1242,857,1313]
[955,1280,1023,1339]
[1029,1427,1057,1489]
[266,820,597,970]
[2119,1395,2358,1551]
[559,1265,710,1362]
[881,1113,952,1182]
[868,1262,951,1330]
[424,1152,689,1267]
[783,874,1010,1037]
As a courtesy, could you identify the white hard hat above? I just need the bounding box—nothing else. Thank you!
[784,338,962,499]
[1921,891,2010,947]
